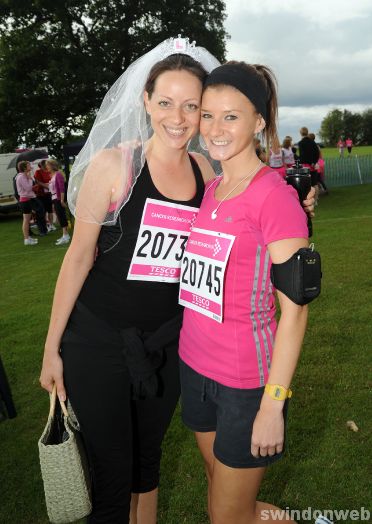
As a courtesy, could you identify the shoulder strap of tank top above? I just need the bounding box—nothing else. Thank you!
[188,153,205,194]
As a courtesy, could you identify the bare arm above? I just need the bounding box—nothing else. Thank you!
[251,237,308,458]
[40,150,122,400]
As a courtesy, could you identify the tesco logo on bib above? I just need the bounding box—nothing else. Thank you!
[150,266,177,276]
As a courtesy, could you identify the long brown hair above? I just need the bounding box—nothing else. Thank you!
[46,159,60,172]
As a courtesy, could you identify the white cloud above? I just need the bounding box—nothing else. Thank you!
[278,104,370,142]
[225,0,372,27]
[224,0,372,107]
[312,47,372,66]
[223,0,372,138]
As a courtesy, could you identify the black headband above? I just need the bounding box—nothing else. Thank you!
[204,64,268,120]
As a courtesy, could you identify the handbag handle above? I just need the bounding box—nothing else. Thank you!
[49,383,69,419]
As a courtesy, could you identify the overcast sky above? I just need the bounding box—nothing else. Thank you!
[224,0,372,142]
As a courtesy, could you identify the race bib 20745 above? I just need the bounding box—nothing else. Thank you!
[127,198,199,283]
[179,227,235,323]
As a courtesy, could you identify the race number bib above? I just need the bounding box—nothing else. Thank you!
[127,198,199,283]
[179,227,235,323]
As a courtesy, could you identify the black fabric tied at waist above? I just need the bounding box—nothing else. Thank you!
[65,302,183,400]
[118,312,183,399]
[0,354,17,420]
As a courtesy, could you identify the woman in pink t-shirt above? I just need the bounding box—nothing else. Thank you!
[346,137,353,155]
[179,62,310,524]
[15,160,48,244]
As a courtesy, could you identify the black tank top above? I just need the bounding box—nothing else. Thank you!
[78,156,205,331]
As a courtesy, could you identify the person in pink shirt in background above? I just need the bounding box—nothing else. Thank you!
[15,160,47,245]
[345,137,353,156]
[337,137,345,157]
[46,159,70,245]
[179,62,311,523]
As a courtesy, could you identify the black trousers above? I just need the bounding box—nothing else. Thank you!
[38,193,53,214]
[52,199,68,228]
[61,303,181,524]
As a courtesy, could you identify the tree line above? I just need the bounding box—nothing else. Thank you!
[319,108,372,147]
[0,0,228,157]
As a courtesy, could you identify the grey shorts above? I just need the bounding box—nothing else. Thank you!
[180,359,289,468]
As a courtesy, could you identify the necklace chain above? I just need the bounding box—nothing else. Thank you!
[211,161,263,220]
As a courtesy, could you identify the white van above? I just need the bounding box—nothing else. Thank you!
[0,153,19,213]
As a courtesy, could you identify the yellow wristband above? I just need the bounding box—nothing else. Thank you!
[265,384,292,401]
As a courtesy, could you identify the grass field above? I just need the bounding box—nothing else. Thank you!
[321,145,372,159]
[1,185,371,524]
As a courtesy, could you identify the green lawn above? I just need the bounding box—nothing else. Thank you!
[321,145,372,158]
[1,186,371,523]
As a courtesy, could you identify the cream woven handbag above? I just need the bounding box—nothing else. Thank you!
[38,385,92,523]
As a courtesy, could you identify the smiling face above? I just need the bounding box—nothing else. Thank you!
[200,85,265,162]
[144,69,203,150]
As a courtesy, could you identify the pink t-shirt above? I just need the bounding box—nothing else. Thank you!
[16,173,36,200]
[346,139,353,147]
[179,167,308,389]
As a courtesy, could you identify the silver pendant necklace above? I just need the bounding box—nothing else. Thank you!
[211,161,263,220]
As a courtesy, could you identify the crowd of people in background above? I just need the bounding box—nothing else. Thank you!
[15,124,328,248]
[15,159,70,246]
[259,126,328,193]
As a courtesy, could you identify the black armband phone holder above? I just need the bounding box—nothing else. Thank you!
[270,245,322,305]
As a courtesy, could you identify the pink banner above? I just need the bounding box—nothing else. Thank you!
[185,230,232,262]
[143,202,198,232]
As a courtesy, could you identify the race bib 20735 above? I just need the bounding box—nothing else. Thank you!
[127,198,199,283]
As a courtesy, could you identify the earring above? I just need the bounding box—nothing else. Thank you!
[257,117,266,133]
[199,135,208,151]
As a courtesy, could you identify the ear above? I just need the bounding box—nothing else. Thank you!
[144,91,151,114]
[255,116,266,134]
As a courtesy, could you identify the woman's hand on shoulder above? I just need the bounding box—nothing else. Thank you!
[190,152,215,183]
[302,185,317,217]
